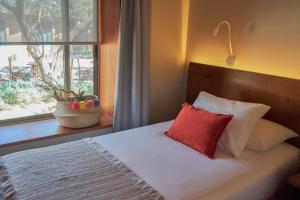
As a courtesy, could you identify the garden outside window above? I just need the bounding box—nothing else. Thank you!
[0,0,98,124]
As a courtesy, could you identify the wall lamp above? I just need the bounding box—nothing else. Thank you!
[213,21,235,66]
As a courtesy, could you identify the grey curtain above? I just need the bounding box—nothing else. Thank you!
[113,0,150,131]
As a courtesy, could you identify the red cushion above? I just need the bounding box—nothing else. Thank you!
[166,103,233,158]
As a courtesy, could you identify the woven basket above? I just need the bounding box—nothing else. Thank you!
[53,101,101,128]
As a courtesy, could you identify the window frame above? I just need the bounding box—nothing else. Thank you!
[0,0,99,126]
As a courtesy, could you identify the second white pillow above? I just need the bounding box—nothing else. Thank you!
[193,91,270,158]
[246,119,298,151]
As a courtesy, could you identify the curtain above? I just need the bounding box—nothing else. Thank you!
[113,0,150,131]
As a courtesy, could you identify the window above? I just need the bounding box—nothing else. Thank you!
[0,0,98,123]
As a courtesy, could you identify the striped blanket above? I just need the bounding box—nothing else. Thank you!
[0,139,164,200]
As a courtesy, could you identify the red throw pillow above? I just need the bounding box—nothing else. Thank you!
[166,103,233,158]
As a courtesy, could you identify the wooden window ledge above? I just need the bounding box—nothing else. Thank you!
[0,114,113,148]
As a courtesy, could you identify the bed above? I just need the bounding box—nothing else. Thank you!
[1,62,300,200]
[95,120,300,200]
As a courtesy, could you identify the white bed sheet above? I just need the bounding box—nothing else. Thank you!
[94,121,300,200]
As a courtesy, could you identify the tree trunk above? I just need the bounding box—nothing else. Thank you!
[8,59,12,80]
[26,46,46,77]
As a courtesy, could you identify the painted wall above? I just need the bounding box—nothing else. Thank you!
[149,0,190,123]
[186,0,300,79]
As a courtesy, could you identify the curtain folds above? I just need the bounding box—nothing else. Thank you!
[113,0,150,131]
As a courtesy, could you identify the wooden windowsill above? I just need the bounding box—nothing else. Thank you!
[0,114,113,148]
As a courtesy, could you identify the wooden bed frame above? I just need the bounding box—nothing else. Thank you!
[186,62,300,148]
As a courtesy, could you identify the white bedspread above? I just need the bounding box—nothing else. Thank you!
[95,121,300,200]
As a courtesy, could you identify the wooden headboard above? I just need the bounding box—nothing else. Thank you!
[186,62,300,147]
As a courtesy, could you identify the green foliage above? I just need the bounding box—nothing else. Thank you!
[0,81,21,104]
[81,81,93,95]
[0,80,54,105]
[0,100,4,111]
[79,46,92,59]
[73,81,94,96]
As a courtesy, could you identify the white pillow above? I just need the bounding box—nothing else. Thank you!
[246,119,298,151]
[193,91,270,158]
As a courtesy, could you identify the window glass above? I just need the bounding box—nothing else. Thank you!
[70,45,94,96]
[0,45,64,120]
[69,0,97,42]
[0,0,97,43]
[0,0,62,42]
[0,0,97,123]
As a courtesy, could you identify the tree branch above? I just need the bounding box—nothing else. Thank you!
[0,0,16,13]
[70,21,93,41]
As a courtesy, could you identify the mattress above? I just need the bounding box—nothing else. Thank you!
[95,121,300,200]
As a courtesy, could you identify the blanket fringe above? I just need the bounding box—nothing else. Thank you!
[0,158,16,200]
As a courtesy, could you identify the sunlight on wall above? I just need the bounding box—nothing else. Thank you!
[149,0,300,124]
[180,0,190,64]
